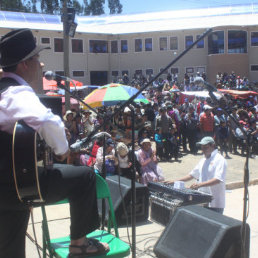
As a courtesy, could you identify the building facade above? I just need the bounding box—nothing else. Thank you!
[1,4,258,85]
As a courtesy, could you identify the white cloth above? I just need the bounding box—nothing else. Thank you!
[117,154,129,168]
[94,147,115,172]
[0,72,68,155]
[190,149,227,208]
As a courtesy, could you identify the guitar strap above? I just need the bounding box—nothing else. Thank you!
[0,77,20,94]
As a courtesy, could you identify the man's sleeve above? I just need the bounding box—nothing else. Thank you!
[214,158,227,182]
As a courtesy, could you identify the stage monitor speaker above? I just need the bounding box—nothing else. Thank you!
[100,176,149,226]
[154,205,250,258]
[38,94,62,118]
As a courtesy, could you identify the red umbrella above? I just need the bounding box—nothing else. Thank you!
[43,77,83,91]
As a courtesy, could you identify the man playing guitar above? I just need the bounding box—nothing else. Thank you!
[0,29,109,257]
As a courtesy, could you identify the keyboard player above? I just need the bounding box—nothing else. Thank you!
[165,136,227,214]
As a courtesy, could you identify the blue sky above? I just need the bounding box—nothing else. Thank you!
[104,0,258,14]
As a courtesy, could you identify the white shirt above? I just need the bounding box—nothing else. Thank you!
[0,72,68,155]
[190,149,227,208]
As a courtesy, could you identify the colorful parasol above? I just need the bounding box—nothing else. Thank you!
[82,83,149,109]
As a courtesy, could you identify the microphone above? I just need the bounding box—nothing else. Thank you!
[70,132,111,152]
[45,71,72,82]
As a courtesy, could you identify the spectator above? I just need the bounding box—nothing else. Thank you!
[200,105,214,137]
[137,138,164,185]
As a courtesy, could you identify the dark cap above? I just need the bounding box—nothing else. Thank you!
[0,28,49,68]
[106,138,114,147]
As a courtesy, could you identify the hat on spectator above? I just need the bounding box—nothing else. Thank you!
[116,142,129,156]
[63,110,74,121]
[141,138,151,144]
[203,105,213,110]
[106,138,115,147]
[196,136,215,146]
[124,107,131,113]
[144,121,151,127]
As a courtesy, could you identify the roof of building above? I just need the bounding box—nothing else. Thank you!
[1,4,258,35]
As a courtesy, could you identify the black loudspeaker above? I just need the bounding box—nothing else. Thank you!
[154,205,250,258]
[102,176,149,226]
[38,94,63,118]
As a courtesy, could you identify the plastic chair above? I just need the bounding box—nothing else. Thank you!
[41,173,130,258]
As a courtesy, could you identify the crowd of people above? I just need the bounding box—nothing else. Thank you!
[63,75,258,187]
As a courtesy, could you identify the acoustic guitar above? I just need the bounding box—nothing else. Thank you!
[12,120,53,203]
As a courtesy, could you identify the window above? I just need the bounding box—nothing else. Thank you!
[73,71,84,77]
[55,71,64,76]
[111,40,118,53]
[160,68,168,74]
[170,37,178,50]
[146,69,153,75]
[145,38,152,51]
[135,70,142,75]
[251,65,258,71]
[251,32,258,46]
[122,70,129,76]
[208,31,224,54]
[196,35,204,48]
[135,39,142,52]
[41,37,50,44]
[121,40,128,53]
[228,30,247,53]
[111,71,119,76]
[186,67,194,74]
[72,39,83,53]
[171,68,179,74]
[54,38,63,52]
[185,36,193,49]
[196,67,205,74]
[89,40,108,53]
[159,37,167,50]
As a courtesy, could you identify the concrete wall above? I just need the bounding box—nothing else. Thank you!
[1,26,258,86]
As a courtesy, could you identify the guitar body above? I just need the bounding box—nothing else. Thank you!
[12,121,44,203]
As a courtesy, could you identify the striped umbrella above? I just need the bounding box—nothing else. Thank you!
[82,83,149,109]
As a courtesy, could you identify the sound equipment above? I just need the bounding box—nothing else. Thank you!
[150,194,182,226]
[154,205,250,258]
[148,182,213,205]
[100,176,149,225]
[38,94,62,118]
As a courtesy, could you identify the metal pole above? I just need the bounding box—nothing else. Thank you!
[63,0,71,111]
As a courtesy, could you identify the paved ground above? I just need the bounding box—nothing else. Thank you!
[26,151,258,257]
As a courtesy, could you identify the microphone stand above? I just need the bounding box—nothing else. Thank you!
[204,83,250,258]
[52,28,212,258]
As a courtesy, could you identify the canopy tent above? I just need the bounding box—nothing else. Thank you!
[218,89,258,99]
[43,77,83,91]
[179,91,222,104]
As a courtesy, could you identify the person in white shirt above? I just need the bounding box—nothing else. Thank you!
[167,136,227,214]
[0,29,109,258]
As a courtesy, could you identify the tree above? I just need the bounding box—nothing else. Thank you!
[40,0,60,14]
[88,0,105,15]
[0,0,28,12]
[0,0,123,16]
[108,0,122,14]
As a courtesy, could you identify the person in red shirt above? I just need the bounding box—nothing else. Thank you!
[200,105,215,137]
